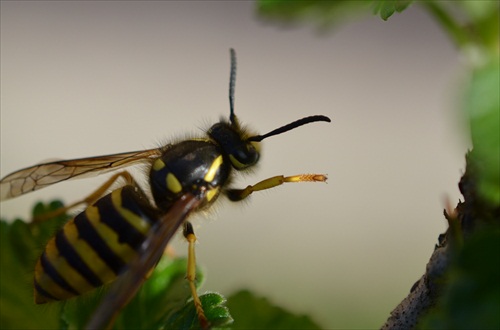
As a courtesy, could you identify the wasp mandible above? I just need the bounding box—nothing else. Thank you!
[0,49,330,329]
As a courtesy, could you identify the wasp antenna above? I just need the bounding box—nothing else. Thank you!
[229,48,237,125]
[247,115,331,142]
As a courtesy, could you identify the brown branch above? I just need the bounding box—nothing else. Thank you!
[381,151,500,329]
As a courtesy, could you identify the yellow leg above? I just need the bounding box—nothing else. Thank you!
[184,222,209,329]
[226,173,327,201]
[33,171,135,223]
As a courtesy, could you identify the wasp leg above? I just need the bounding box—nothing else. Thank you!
[33,171,135,223]
[183,221,209,329]
[226,173,327,201]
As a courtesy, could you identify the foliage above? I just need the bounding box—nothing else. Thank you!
[0,201,231,329]
[464,62,500,206]
[257,0,413,26]
[0,201,67,330]
[257,1,499,207]
[372,0,413,20]
[226,290,321,329]
[60,258,232,330]
[422,1,500,206]
[257,0,499,328]
[0,201,323,329]
[418,227,500,329]
[257,1,364,30]
[2,2,498,329]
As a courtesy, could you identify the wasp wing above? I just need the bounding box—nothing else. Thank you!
[0,148,164,201]
[85,193,202,330]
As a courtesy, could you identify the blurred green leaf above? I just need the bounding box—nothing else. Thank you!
[372,0,413,20]
[62,257,232,329]
[119,257,201,330]
[257,0,370,29]
[2,201,233,330]
[419,227,500,329]
[457,0,499,54]
[256,0,413,27]
[465,60,500,206]
[423,1,499,56]
[0,201,67,330]
[227,289,321,329]
[2,201,320,329]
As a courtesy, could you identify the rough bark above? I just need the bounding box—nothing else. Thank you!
[382,152,500,329]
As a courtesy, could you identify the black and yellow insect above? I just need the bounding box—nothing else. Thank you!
[0,49,330,329]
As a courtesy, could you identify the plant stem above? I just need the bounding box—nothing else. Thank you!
[421,1,470,49]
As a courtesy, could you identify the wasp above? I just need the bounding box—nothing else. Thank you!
[0,49,330,329]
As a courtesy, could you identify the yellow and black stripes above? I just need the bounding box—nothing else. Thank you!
[34,139,232,304]
[34,186,159,303]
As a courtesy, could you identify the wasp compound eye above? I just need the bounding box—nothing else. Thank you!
[229,142,259,169]
[208,122,259,170]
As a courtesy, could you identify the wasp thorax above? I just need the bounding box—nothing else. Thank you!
[208,122,259,170]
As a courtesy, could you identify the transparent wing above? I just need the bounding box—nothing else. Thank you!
[85,193,202,330]
[0,148,164,201]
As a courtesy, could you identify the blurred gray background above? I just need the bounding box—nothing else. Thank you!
[1,2,467,328]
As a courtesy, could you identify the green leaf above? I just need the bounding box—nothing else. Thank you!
[2,201,232,330]
[227,290,322,329]
[4,201,326,329]
[419,227,500,329]
[465,59,500,206]
[113,259,232,329]
[372,0,413,20]
[0,201,67,330]
[256,0,413,26]
[257,0,371,28]
[458,1,500,54]
[165,292,232,330]
[62,257,232,329]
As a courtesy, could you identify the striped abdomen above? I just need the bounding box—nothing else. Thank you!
[34,186,159,304]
